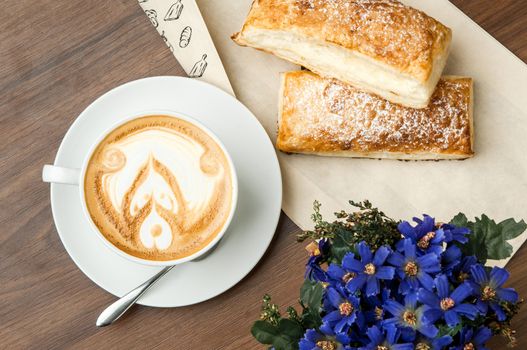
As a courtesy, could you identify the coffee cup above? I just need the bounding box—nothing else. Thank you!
[43,111,238,266]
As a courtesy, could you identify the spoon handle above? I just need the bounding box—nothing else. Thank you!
[96,266,174,327]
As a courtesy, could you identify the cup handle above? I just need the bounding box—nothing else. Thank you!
[42,165,81,185]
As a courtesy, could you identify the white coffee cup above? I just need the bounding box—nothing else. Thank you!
[43,110,238,266]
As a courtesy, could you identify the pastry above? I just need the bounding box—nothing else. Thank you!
[233,0,452,108]
[277,71,474,160]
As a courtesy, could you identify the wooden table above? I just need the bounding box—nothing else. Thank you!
[1,1,526,348]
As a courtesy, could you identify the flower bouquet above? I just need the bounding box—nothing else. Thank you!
[251,201,526,350]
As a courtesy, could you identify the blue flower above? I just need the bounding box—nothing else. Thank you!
[306,239,330,282]
[418,275,479,327]
[384,293,438,339]
[441,223,470,244]
[299,328,352,350]
[470,265,518,321]
[450,255,478,285]
[415,335,453,350]
[449,327,492,350]
[296,214,517,350]
[397,215,445,255]
[364,288,391,325]
[326,260,358,295]
[388,239,441,294]
[342,242,395,297]
[441,245,463,274]
[320,287,361,335]
[360,325,413,350]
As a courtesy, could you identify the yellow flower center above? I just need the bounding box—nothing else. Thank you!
[440,297,455,311]
[339,301,354,316]
[464,343,475,350]
[342,272,356,283]
[404,261,419,276]
[416,343,431,350]
[364,263,376,275]
[417,232,436,249]
[458,272,470,282]
[403,310,417,326]
[376,346,389,350]
[374,306,383,320]
[482,285,496,300]
[316,340,337,350]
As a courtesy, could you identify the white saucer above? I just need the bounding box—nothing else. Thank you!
[49,76,282,307]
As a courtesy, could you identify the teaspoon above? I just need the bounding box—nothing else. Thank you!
[96,244,219,327]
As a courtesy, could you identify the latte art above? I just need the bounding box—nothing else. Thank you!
[84,116,233,261]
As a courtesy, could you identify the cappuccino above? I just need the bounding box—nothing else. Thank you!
[84,115,233,261]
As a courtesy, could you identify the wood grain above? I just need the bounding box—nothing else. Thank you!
[0,0,525,348]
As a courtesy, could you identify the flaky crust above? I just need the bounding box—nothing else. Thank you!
[233,0,452,82]
[277,71,474,160]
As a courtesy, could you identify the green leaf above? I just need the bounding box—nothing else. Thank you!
[476,215,526,261]
[450,213,468,227]
[330,226,355,263]
[300,308,320,329]
[299,279,323,327]
[457,216,487,264]
[251,318,303,350]
[452,213,527,264]
[499,218,527,240]
[272,336,298,350]
[251,321,278,345]
[438,322,463,337]
[300,279,323,312]
[278,319,304,340]
[483,216,513,260]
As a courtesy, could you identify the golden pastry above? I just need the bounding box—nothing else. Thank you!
[277,71,474,160]
[233,0,452,108]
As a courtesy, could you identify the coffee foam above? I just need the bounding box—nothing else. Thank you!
[84,115,233,261]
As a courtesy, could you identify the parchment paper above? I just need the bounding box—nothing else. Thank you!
[138,0,234,95]
[141,0,527,267]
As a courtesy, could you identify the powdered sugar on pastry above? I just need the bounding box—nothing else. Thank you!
[233,0,452,108]
[277,71,473,160]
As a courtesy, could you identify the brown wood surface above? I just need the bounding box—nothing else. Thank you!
[0,0,526,349]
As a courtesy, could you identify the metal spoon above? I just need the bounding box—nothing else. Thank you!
[96,244,219,327]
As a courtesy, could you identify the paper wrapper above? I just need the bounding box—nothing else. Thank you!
[139,0,527,267]
[138,0,234,95]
